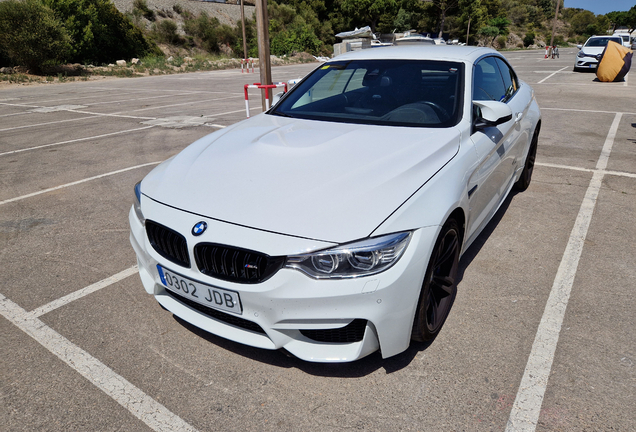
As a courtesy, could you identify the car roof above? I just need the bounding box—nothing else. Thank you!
[587,35,622,40]
[331,45,499,65]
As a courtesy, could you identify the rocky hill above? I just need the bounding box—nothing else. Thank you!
[111,0,255,26]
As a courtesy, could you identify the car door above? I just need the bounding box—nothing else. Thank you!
[465,56,523,242]
[495,57,532,182]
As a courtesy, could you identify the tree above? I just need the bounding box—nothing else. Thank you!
[266,1,323,55]
[338,0,398,33]
[430,0,459,38]
[0,0,71,71]
[569,9,609,37]
[457,0,487,44]
[478,16,509,46]
[44,0,160,64]
[607,6,636,33]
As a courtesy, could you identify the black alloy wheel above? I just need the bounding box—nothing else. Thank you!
[513,127,539,192]
[412,218,461,342]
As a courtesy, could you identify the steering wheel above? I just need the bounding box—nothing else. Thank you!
[419,101,450,122]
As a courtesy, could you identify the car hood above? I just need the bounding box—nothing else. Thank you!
[580,46,605,56]
[142,114,460,243]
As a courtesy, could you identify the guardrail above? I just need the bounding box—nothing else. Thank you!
[243,82,288,117]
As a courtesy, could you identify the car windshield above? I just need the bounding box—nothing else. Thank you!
[270,59,464,128]
[585,37,622,47]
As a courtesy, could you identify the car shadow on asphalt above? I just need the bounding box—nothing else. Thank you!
[171,192,517,376]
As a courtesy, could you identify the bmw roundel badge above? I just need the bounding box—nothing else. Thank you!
[192,221,207,236]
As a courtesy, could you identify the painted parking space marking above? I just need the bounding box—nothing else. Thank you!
[537,66,569,84]
[0,115,97,132]
[536,162,636,179]
[123,95,242,113]
[0,293,199,432]
[88,93,183,106]
[82,86,241,95]
[27,266,139,318]
[0,111,32,118]
[0,125,156,157]
[505,113,622,432]
[0,161,161,206]
[542,107,636,116]
[0,101,42,108]
[67,109,156,120]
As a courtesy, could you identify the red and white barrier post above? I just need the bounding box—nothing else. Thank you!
[243,82,288,117]
[241,58,255,73]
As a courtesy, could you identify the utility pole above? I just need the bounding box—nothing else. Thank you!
[549,0,561,49]
[255,0,272,111]
[240,0,247,62]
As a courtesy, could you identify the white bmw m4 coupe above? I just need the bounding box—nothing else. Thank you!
[130,45,541,362]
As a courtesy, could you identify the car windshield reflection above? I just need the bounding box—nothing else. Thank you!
[271,59,464,128]
[585,37,622,47]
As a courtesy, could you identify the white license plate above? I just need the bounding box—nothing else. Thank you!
[157,265,242,315]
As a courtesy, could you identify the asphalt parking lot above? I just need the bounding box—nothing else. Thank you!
[1,49,634,431]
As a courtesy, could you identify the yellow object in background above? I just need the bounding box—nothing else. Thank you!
[596,41,632,82]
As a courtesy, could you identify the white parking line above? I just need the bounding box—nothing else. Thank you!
[505,113,622,432]
[16,90,134,105]
[0,115,96,132]
[123,95,241,113]
[82,86,237,95]
[67,109,156,120]
[542,107,636,116]
[0,101,41,108]
[537,66,568,84]
[0,111,31,118]
[535,162,636,179]
[89,93,180,106]
[0,161,161,206]
[0,293,198,432]
[28,266,139,318]
[0,125,155,157]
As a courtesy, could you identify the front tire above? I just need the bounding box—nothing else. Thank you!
[411,218,461,342]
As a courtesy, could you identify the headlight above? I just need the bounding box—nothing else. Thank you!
[577,51,585,58]
[285,232,412,279]
[133,181,145,223]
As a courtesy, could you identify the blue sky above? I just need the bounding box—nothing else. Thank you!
[564,0,634,15]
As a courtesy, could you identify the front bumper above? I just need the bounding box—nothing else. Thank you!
[574,54,599,69]
[129,197,438,362]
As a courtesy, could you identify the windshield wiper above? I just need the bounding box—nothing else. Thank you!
[270,111,294,118]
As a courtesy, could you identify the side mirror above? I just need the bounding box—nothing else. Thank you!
[576,44,582,50]
[473,100,512,130]
[272,91,285,106]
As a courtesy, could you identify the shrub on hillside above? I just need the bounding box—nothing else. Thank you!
[133,0,155,21]
[268,1,323,55]
[184,12,237,53]
[270,24,322,56]
[523,31,535,47]
[496,35,507,48]
[152,19,183,45]
[44,0,162,65]
[0,0,71,71]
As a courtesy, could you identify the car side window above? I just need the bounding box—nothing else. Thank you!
[473,57,506,102]
[494,58,518,103]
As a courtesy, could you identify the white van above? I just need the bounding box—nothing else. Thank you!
[613,33,631,48]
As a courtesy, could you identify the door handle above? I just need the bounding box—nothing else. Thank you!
[514,112,523,123]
